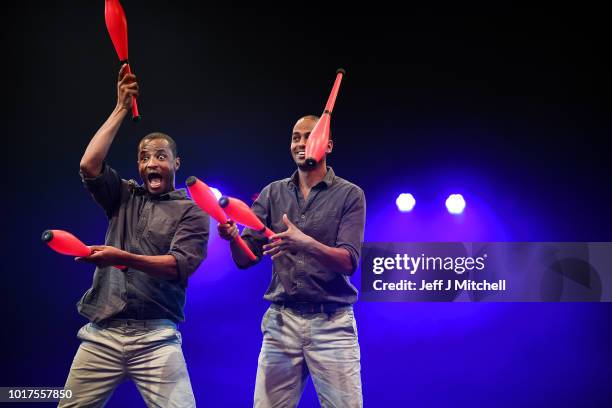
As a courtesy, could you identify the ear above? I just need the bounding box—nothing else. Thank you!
[174,156,181,171]
[326,139,334,154]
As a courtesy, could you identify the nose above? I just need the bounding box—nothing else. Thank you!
[146,157,160,169]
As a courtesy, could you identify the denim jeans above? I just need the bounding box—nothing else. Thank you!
[254,304,362,407]
[59,319,195,407]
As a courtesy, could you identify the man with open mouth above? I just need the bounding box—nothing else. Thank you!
[219,115,366,407]
[59,64,209,408]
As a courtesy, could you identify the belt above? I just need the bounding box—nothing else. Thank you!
[273,301,350,314]
[94,318,177,329]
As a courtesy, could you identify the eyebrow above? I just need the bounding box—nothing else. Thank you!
[139,149,170,157]
[291,132,311,138]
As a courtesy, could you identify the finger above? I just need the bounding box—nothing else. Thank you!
[282,213,295,228]
[263,239,284,251]
[125,90,139,98]
[263,245,284,257]
[75,256,95,264]
[269,231,288,241]
[271,249,287,260]
[88,245,106,251]
[230,226,239,239]
[217,223,236,233]
[120,80,138,93]
[119,73,137,86]
[118,63,128,81]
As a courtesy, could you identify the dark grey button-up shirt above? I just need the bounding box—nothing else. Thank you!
[77,163,209,323]
[240,167,366,304]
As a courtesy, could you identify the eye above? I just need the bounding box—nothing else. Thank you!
[157,154,167,160]
[140,156,149,163]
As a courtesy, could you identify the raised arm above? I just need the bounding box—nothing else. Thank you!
[80,64,139,177]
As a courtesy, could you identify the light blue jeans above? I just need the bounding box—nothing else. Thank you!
[254,304,363,408]
[59,319,195,408]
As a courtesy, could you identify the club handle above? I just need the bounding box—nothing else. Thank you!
[264,228,275,239]
[124,63,141,122]
[232,235,258,261]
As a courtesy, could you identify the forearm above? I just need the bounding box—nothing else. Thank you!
[80,107,128,177]
[307,239,354,275]
[122,252,178,280]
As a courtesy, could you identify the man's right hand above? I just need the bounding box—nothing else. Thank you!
[218,220,239,241]
[116,64,139,112]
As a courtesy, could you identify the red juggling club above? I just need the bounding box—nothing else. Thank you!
[105,0,141,121]
[218,196,275,239]
[185,177,258,261]
[304,68,346,167]
[42,229,126,270]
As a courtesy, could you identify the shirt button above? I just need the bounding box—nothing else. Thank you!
[301,214,306,219]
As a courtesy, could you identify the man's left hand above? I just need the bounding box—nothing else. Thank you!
[263,214,315,260]
[75,245,128,268]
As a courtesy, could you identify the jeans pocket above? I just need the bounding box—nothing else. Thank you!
[76,323,90,340]
[346,310,358,338]
[261,307,273,334]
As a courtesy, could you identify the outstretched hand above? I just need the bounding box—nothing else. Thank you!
[75,245,126,268]
[263,214,314,260]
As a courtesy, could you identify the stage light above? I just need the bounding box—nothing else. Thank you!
[396,193,416,212]
[209,187,222,201]
[446,194,466,214]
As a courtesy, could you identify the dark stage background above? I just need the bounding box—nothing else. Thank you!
[3,2,612,407]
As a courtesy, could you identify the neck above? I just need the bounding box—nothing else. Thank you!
[298,162,327,189]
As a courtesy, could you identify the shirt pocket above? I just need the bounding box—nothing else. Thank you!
[145,218,177,254]
[309,212,340,246]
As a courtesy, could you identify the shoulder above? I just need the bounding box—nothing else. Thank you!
[179,199,210,225]
[257,178,291,197]
[268,178,291,190]
[332,176,365,199]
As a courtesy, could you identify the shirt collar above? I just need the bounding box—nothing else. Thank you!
[287,166,335,190]
[134,183,187,200]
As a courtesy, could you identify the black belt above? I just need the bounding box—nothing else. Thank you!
[273,301,350,314]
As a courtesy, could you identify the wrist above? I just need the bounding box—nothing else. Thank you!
[113,104,129,117]
[304,235,319,254]
[117,250,134,267]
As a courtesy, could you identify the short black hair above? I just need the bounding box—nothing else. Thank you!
[300,114,320,122]
[138,132,178,158]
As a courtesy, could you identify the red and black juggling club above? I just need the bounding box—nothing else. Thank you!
[304,68,346,167]
[217,196,275,239]
[105,0,141,121]
[185,177,258,261]
[42,229,126,270]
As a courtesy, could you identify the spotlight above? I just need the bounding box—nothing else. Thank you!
[209,187,222,201]
[396,193,416,212]
[446,194,465,214]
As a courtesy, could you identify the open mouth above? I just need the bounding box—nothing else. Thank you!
[296,151,306,159]
[147,172,163,189]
